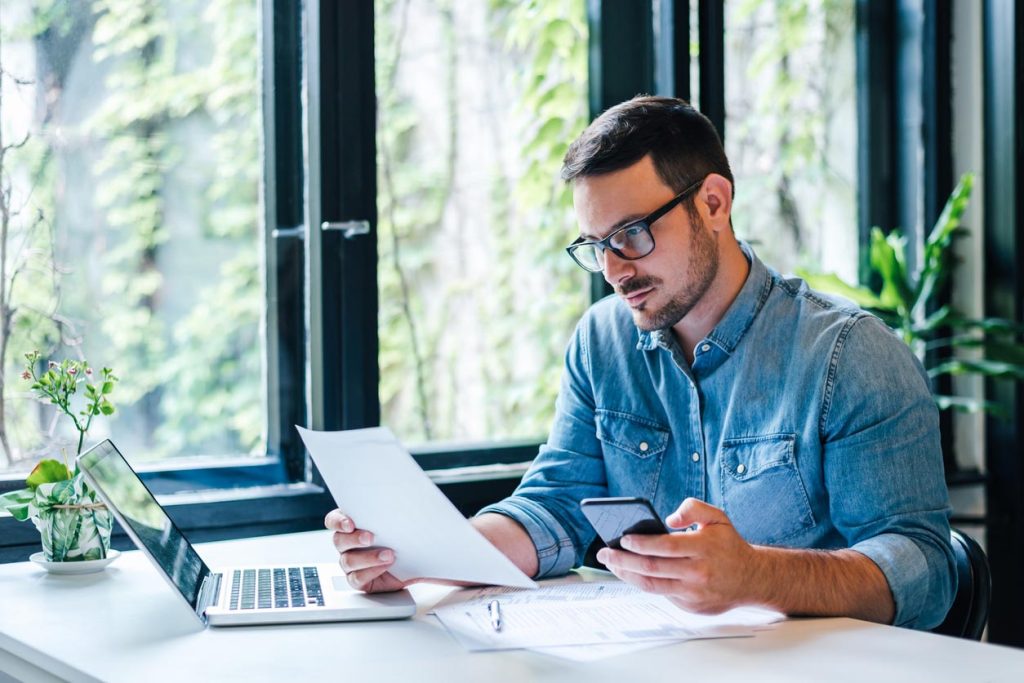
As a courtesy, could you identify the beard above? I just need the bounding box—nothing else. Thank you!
[620,218,720,332]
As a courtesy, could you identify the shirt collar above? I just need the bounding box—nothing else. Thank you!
[635,241,772,355]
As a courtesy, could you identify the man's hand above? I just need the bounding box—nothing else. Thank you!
[325,509,406,593]
[324,509,540,594]
[596,498,759,614]
[595,497,896,624]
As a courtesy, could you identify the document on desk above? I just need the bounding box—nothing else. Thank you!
[298,426,536,589]
[431,582,784,652]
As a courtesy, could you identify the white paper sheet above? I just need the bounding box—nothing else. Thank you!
[298,426,536,589]
[431,582,783,651]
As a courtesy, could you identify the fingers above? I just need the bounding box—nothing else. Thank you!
[618,531,700,558]
[597,546,701,580]
[666,497,729,530]
[611,568,690,597]
[344,553,397,591]
[339,547,394,572]
[336,546,398,592]
[332,528,377,553]
[324,509,355,532]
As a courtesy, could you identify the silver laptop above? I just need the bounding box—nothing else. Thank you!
[77,439,417,626]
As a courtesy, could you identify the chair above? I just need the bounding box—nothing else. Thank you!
[932,528,991,640]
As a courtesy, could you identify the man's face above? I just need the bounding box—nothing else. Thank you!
[572,156,719,331]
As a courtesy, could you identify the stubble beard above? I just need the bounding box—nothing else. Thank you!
[628,221,720,332]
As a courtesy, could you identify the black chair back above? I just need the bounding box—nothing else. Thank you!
[932,528,991,640]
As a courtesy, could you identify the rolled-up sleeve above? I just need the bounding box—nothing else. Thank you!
[478,314,609,578]
[822,315,957,629]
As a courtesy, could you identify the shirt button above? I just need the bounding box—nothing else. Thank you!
[691,452,700,462]
[639,441,649,453]
[736,463,746,474]
[701,343,711,352]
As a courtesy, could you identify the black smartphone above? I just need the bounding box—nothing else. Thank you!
[580,496,669,550]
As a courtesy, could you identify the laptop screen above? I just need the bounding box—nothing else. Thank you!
[78,440,210,612]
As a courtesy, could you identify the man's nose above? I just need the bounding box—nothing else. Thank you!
[602,249,634,287]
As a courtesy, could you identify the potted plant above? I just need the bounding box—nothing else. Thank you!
[0,351,119,563]
[797,172,1024,415]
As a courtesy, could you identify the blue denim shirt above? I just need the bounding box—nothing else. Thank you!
[480,244,956,630]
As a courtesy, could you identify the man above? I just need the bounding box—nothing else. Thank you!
[327,96,956,630]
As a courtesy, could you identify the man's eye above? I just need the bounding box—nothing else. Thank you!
[624,224,645,237]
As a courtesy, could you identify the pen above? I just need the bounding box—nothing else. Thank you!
[487,599,502,632]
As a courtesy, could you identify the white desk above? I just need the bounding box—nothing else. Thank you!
[1,531,1022,683]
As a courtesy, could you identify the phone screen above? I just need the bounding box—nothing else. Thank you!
[580,497,668,549]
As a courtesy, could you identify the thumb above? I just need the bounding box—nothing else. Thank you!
[666,497,729,530]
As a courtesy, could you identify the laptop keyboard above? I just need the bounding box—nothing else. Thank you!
[228,567,325,610]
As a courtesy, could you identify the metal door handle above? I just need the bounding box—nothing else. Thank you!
[321,220,370,239]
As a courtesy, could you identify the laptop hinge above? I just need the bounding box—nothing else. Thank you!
[196,572,223,621]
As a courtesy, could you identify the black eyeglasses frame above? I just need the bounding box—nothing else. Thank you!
[565,177,705,273]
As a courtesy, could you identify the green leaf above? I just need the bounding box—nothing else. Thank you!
[928,358,1024,381]
[26,459,73,489]
[913,173,974,319]
[0,489,34,521]
[933,394,1006,417]
[913,305,954,335]
[100,401,116,415]
[795,270,885,309]
[869,227,914,313]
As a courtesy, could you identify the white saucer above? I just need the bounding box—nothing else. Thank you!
[30,549,120,574]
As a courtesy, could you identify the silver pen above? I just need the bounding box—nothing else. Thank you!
[487,599,502,632]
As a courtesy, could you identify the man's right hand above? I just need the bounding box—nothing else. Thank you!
[325,509,407,593]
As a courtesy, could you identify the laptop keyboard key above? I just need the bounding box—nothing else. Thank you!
[303,567,325,606]
[273,568,289,608]
[241,569,256,609]
[229,570,241,610]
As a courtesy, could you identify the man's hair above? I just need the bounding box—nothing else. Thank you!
[561,96,734,198]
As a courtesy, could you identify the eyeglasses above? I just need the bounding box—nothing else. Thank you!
[565,178,704,273]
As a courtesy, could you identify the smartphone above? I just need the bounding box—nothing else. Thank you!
[580,497,669,549]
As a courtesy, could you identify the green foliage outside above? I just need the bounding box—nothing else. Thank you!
[727,0,857,278]
[375,0,589,443]
[0,0,262,466]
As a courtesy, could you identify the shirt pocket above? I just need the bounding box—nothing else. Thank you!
[595,409,669,500]
[720,433,815,545]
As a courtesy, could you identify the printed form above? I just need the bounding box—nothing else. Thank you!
[431,582,784,652]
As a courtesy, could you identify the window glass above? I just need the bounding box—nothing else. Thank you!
[724,0,858,281]
[375,0,590,446]
[0,0,264,473]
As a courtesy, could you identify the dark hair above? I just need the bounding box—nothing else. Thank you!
[561,96,734,199]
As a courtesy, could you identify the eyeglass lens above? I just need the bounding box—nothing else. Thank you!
[575,224,654,271]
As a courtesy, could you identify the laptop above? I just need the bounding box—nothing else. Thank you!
[77,439,417,626]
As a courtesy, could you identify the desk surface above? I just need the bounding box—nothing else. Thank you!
[1,531,1022,683]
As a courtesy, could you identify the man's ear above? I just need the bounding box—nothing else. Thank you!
[698,173,733,230]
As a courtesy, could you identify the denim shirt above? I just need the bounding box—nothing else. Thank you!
[480,243,956,630]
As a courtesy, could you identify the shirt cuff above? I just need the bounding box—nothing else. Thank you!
[477,498,579,579]
[851,533,935,628]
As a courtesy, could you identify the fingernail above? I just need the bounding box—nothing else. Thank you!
[596,549,608,563]
[378,550,393,562]
[619,535,632,549]
[359,532,372,545]
[342,520,353,532]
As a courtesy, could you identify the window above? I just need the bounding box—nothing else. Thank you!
[0,0,267,475]
[723,0,858,281]
[373,0,590,449]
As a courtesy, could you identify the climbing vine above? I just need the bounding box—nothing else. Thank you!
[375,0,589,443]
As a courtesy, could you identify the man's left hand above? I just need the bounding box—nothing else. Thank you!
[595,497,761,614]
